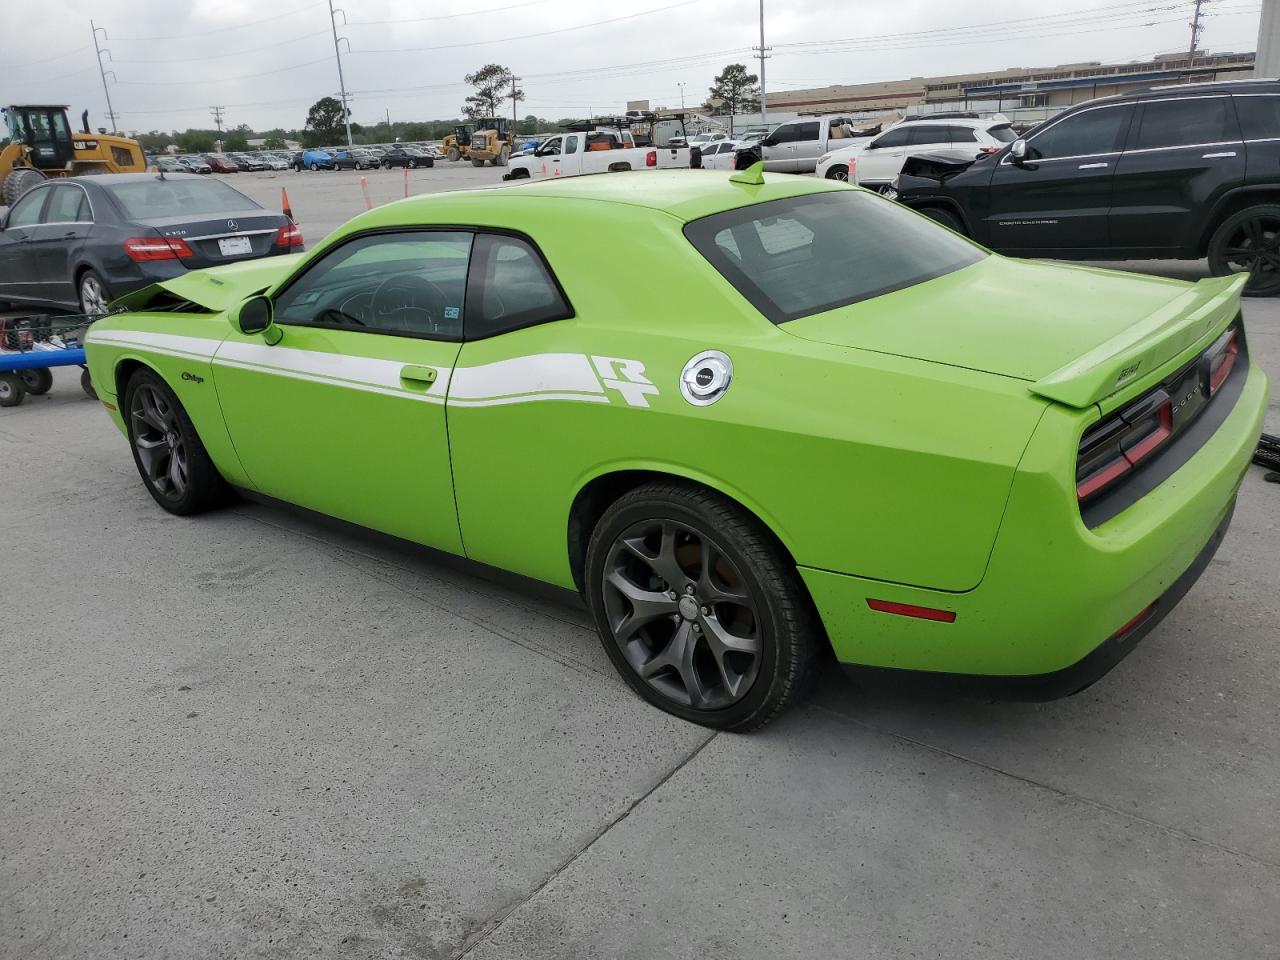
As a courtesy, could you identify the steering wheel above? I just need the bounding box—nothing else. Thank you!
[370,273,449,332]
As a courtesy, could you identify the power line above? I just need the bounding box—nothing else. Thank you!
[108,1,325,41]
[110,30,332,64]
[353,0,705,54]
[346,0,555,26]
[115,55,334,85]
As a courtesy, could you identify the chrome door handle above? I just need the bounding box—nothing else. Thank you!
[1202,151,1237,159]
[400,365,437,385]
[1078,162,1108,169]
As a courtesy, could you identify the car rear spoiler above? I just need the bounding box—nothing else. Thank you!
[1030,273,1246,409]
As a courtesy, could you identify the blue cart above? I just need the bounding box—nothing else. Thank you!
[0,315,97,407]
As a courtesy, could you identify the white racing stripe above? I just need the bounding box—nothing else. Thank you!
[86,329,657,408]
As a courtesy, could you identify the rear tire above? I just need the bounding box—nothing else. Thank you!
[123,368,226,515]
[80,368,97,399]
[310,162,319,171]
[19,368,52,395]
[3,167,46,205]
[472,158,484,168]
[0,372,26,407]
[1207,204,1280,297]
[447,147,460,162]
[584,480,820,731]
[78,269,111,317]
[918,206,965,234]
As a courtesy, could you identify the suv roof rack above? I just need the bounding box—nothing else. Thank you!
[1142,77,1280,92]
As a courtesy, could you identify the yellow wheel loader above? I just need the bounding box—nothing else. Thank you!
[2,105,146,206]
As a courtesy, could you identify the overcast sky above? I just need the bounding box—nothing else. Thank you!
[2,0,1264,134]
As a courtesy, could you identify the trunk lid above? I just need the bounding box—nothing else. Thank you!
[779,256,1244,405]
[144,210,289,269]
[114,253,304,313]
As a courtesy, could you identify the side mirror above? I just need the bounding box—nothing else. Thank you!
[1010,138,1028,162]
[760,136,777,147]
[233,295,281,344]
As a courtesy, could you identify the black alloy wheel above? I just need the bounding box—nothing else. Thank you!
[826,167,849,181]
[1209,205,1280,297]
[123,369,226,515]
[585,481,819,731]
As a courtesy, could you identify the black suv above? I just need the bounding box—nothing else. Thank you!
[894,80,1280,295]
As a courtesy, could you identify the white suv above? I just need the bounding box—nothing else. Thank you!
[815,117,1016,191]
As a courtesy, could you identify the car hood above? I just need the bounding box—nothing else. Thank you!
[113,253,304,313]
[780,256,1245,406]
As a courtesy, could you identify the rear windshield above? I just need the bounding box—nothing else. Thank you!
[684,191,985,323]
[987,123,1017,143]
[103,178,261,220]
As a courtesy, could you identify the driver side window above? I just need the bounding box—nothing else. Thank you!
[273,231,473,340]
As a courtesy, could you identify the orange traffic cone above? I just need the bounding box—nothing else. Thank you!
[281,186,294,221]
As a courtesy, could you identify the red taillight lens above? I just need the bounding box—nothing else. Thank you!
[1208,329,1239,395]
[276,223,303,248]
[646,150,657,167]
[1114,603,1155,638]
[1076,394,1173,501]
[847,157,858,179]
[124,236,193,261]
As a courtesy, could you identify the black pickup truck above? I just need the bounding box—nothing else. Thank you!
[894,80,1280,295]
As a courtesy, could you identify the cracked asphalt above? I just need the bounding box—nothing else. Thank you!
[1,165,1278,959]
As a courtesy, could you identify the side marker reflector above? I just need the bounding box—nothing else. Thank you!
[1114,603,1155,638]
[867,598,956,623]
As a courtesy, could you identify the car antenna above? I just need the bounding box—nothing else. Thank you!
[729,160,765,186]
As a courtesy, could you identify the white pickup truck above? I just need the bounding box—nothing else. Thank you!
[504,127,689,180]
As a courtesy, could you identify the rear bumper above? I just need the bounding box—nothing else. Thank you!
[838,500,1233,700]
[801,359,1268,685]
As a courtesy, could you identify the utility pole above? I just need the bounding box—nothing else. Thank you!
[385,106,391,137]
[754,0,770,125]
[510,73,521,134]
[1188,0,1206,70]
[90,20,118,133]
[210,106,225,134]
[328,0,354,147]
[678,81,686,110]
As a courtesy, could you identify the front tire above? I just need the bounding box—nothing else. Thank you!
[310,162,319,171]
[447,147,460,162]
[584,481,820,731]
[0,372,27,407]
[1208,204,1280,296]
[824,166,849,181]
[79,269,111,317]
[123,369,227,515]
[3,167,46,205]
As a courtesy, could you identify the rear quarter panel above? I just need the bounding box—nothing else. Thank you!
[445,199,1045,592]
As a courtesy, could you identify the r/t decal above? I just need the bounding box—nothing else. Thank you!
[591,356,659,408]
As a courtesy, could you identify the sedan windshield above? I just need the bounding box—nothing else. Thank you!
[103,179,261,219]
[684,191,985,323]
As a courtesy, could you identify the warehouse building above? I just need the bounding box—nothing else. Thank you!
[764,51,1256,116]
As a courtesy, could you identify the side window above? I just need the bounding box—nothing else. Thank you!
[44,185,91,223]
[871,127,911,149]
[1133,98,1236,149]
[770,124,797,144]
[564,135,579,155]
[794,121,820,142]
[467,234,571,339]
[948,126,979,143]
[906,125,948,145]
[1234,95,1280,140]
[6,188,47,228]
[1027,105,1131,160]
[538,137,561,156]
[273,231,474,340]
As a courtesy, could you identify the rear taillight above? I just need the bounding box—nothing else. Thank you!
[276,223,303,248]
[1207,328,1239,395]
[646,150,657,167]
[847,157,858,179]
[1076,391,1174,501]
[124,236,193,261]
[978,146,1001,154]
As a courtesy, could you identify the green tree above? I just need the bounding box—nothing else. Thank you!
[262,136,287,150]
[463,64,522,121]
[175,130,215,153]
[705,63,760,135]
[303,97,349,146]
[135,130,172,152]
[222,131,249,152]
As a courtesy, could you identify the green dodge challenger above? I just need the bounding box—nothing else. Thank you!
[85,166,1268,730]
